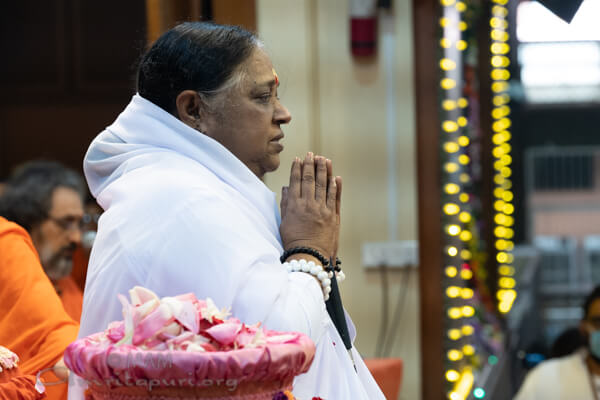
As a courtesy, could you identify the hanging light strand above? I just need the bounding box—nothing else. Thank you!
[489,0,515,315]
[439,1,476,398]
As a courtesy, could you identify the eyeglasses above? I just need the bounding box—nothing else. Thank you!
[47,215,86,233]
[82,213,100,225]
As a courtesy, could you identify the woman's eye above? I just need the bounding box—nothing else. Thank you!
[256,93,272,103]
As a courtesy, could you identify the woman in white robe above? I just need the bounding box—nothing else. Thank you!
[70,22,384,400]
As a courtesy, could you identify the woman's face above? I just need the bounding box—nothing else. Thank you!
[203,48,292,179]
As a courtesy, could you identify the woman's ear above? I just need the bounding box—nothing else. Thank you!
[175,90,209,131]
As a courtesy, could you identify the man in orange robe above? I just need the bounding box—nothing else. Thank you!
[55,276,83,322]
[0,161,86,322]
[0,216,79,400]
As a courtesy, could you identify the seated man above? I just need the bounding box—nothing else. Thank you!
[0,216,79,400]
[0,161,86,321]
[515,286,600,400]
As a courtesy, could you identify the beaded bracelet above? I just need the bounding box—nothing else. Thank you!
[334,257,342,272]
[283,259,345,301]
[280,246,329,267]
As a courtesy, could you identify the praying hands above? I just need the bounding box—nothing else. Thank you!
[279,152,342,262]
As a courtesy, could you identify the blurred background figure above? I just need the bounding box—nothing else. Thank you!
[0,215,79,400]
[515,286,600,399]
[0,160,86,321]
[550,326,586,359]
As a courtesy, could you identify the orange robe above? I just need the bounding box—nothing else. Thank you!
[0,375,45,399]
[0,217,80,400]
[70,246,89,293]
[56,276,83,322]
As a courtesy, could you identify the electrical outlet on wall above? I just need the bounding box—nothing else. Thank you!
[361,240,419,268]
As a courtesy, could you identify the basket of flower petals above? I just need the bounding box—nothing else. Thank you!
[64,287,316,400]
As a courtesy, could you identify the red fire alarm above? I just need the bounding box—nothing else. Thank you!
[350,0,378,57]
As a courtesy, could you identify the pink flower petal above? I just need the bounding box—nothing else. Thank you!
[133,303,174,345]
[136,298,160,319]
[116,294,134,345]
[165,332,195,348]
[159,321,182,338]
[174,292,199,304]
[129,286,159,306]
[162,297,199,333]
[265,333,299,344]
[106,321,125,342]
[150,342,167,351]
[143,337,164,349]
[234,330,256,348]
[200,342,218,352]
[204,322,242,346]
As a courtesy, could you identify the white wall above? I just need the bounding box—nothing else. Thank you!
[257,1,420,399]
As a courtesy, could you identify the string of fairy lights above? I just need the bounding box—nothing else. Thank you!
[489,0,516,315]
[439,1,476,399]
[439,0,514,399]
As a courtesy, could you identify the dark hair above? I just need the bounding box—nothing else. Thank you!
[583,285,600,319]
[0,161,86,232]
[137,22,258,115]
[550,327,585,358]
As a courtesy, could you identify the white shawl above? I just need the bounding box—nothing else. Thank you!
[69,94,384,399]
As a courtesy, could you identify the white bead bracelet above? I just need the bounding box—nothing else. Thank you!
[283,259,345,301]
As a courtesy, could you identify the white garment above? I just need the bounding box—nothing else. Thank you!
[68,94,384,400]
[514,349,597,400]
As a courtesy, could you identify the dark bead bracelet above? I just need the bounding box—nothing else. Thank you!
[280,246,329,267]
[327,257,342,273]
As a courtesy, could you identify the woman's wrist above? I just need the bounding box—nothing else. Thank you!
[285,253,322,266]
[280,245,330,266]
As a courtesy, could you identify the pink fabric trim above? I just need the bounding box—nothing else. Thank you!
[85,383,293,399]
[66,333,313,385]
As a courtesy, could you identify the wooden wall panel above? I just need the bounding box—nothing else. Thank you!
[0,1,66,96]
[213,0,256,31]
[0,0,146,179]
[413,0,445,398]
[145,0,256,44]
[0,104,127,178]
[73,0,146,92]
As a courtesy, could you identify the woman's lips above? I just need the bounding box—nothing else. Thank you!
[270,133,284,152]
[271,141,284,152]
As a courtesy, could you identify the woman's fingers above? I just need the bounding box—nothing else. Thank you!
[287,153,336,207]
[281,186,289,216]
[315,156,328,202]
[289,157,302,198]
[327,173,337,209]
[280,154,340,258]
[335,176,342,217]
[301,152,316,199]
